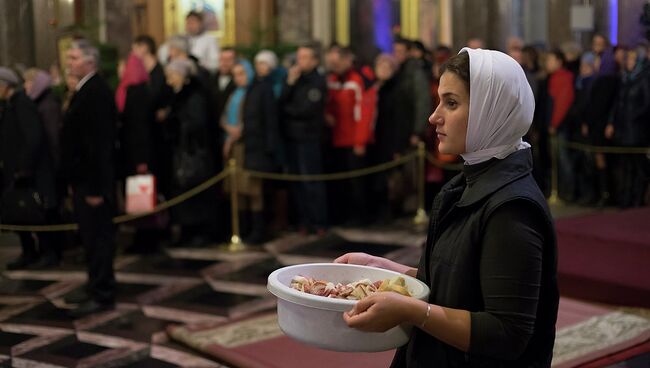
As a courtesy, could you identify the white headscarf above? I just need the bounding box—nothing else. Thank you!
[459,47,535,165]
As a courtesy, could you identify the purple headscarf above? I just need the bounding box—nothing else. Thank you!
[26,69,52,100]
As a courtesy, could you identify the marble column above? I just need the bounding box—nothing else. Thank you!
[350,0,376,64]
[0,0,35,68]
[419,0,438,49]
[451,0,489,49]
[438,0,453,47]
[311,0,334,48]
[490,0,514,51]
[521,0,547,46]
[547,0,572,47]
[234,0,275,46]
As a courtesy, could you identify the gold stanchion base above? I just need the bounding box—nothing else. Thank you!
[217,235,248,252]
[548,191,562,205]
[413,208,429,226]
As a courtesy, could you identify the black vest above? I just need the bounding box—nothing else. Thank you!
[392,149,559,368]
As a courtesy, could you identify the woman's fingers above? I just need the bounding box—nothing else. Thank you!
[333,253,350,264]
[334,252,371,265]
[344,295,377,328]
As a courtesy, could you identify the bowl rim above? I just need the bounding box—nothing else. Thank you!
[267,263,430,312]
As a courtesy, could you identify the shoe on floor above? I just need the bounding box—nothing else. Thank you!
[6,255,37,270]
[67,300,114,319]
[29,257,60,270]
[64,289,91,304]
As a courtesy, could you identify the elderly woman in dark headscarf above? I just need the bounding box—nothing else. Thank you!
[164,59,216,246]
[1,67,58,269]
[609,47,650,207]
[23,68,62,169]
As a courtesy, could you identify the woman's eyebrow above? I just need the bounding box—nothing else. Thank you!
[440,92,459,98]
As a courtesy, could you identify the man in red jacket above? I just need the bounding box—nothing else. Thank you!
[325,47,371,225]
[546,49,576,201]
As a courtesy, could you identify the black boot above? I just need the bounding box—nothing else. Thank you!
[595,169,610,207]
[244,211,266,245]
[7,233,38,270]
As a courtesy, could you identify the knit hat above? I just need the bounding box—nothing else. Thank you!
[580,52,596,66]
[254,50,278,70]
[0,67,19,87]
[165,59,196,78]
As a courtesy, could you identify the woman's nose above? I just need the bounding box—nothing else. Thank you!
[429,109,442,126]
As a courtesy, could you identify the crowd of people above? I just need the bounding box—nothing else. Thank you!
[0,10,649,315]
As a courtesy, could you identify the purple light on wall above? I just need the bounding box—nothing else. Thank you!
[609,0,618,44]
[374,0,393,53]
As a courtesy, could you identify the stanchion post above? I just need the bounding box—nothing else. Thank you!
[222,158,246,252]
[413,142,428,225]
[549,135,560,204]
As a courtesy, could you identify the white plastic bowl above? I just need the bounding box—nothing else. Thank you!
[267,263,430,352]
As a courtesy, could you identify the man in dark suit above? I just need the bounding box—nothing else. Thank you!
[61,39,117,317]
[280,43,328,234]
[212,47,237,124]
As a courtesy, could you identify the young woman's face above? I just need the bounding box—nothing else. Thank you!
[429,72,469,155]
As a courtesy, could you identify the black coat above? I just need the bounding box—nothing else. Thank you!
[33,88,62,169]
[393,58,432,150]
[566,76,595,142]
[584,74,620,145]
[0,90,57,209]
[242,76,282,172]
[149,63,168,109]
[612,67,650,147]
[392,149,559,368]
[167,80,215,225]
[118,83,153,176]
[280,69,327,141]
[371,77,400,163]
[61,73,117,198]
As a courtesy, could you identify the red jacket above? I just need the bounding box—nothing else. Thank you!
[326,70,371,148]
[548,68,575,129]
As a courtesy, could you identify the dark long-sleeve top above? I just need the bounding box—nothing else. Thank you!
[392,148,559,368]
[469,201,546,358]
[242,76,282,172]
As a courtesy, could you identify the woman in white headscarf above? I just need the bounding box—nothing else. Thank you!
[336,49,559,367]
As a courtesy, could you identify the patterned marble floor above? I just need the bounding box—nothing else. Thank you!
[0,221,426,367]
[1,208,648,367]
